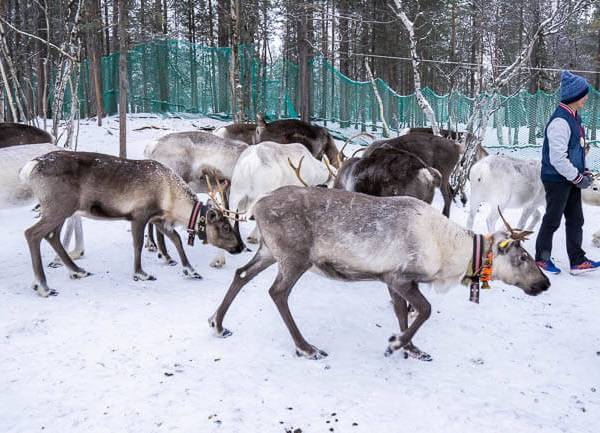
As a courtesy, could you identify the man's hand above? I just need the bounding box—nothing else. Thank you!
[573,173,593,189]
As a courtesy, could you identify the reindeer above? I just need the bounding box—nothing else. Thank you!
[213,123,257,145]
[144,130,248,268]
[20,150,245,297]
[0,122,53,148]
[254,115,343,167]
[209,186,550,361]
[581,174,600,247]
[404,127,465,141]
[333,146,442,203]
[363,132,487,217]
[467,155,545,232]
[229,141,334,244]
[0,124,85,265]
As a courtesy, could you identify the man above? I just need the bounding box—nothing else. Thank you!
[535,70,598,275]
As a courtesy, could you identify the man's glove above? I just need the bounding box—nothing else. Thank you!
[573,173,593,189]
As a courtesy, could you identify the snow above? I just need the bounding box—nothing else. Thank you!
[1,115,599,433]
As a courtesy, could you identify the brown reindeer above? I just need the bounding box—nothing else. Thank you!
[363,133,476,217]
[20,151,245,297]
[254,115,343,167]
[213,123,257,145]
[0,123,53,148]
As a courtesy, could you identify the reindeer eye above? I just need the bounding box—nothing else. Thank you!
[222,224,231,233]
[520,253,529,262]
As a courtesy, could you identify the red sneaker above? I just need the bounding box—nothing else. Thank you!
[570,260,600,275]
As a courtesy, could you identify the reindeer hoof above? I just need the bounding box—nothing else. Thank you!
[69,270,92,280]
[133,273,156,281]
[208,315,232,337]
[402,343,432,361]
[182,268,202,279]
[385,337,432,361]
[295,346,328,360]
[217,328,232,338]
[385,334,405,357]
[246,236,259,244]
[68,250,84,260]
[32,283,58,297]
[209,257,226,268]
[159,254,177,266]
[48,260,63,268]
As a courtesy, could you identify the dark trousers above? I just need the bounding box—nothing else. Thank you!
[535,181,586,266]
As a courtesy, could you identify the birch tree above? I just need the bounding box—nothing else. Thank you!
[391,0,439,135]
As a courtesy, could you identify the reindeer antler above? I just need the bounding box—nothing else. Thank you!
[288,156,309,187]
[497,206,533,241]
[322,155,337,181]
[338,132,375,166]
[351,148,366,158]
[205,175,246,221]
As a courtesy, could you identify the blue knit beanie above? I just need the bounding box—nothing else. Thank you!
[560,70,589,104]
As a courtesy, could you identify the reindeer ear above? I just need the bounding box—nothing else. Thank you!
[206,209,220,224]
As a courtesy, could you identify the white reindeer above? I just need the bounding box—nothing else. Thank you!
[581,175,600,247]
[467,155,545,232]
[229,141,334,244]
[0,142,84,266]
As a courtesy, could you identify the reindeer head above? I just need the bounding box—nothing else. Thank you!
[488,208,550,296]
[204,177,246,254]
[581,173,600,206]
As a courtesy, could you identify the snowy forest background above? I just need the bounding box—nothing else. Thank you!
[0,0,599,124]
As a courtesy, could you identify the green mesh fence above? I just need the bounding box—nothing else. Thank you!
[60,39,600,150]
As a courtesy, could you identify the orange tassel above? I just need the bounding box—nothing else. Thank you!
[480,252,493,289]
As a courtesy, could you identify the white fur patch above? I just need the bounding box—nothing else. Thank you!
[18,159,40,182]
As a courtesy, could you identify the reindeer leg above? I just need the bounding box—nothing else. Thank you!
[25,215,69,297]
[155,223,201,279]
[486,204,504,233]
[247,225,260,244]
[48,216,84,267]
[529,209,542,231]
[385,281,432,361]
[70,215,85,259]
[45,226,92,280]
[131,218,155,281]
[209,243,275,336]
[268,263,323,359]
[145,223,158,252]
[155,228,177,266]
[441,179,452,218]
[387,285,431,361]
[466,199,480,230]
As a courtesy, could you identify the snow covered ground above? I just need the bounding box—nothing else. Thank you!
[1,116,599,433]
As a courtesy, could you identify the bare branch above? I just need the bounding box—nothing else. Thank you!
[391,0,439,135]
[0,17,77,61]
[364,59,391,137]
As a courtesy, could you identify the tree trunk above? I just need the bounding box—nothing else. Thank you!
[298,3,310,122]
[393,1,439,135]
[118,0,128,158]
[229,0,243,122]
[338,0,349,128]
[217,0,231,114]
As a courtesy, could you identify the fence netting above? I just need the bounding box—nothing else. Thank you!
[54,39,600,164]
